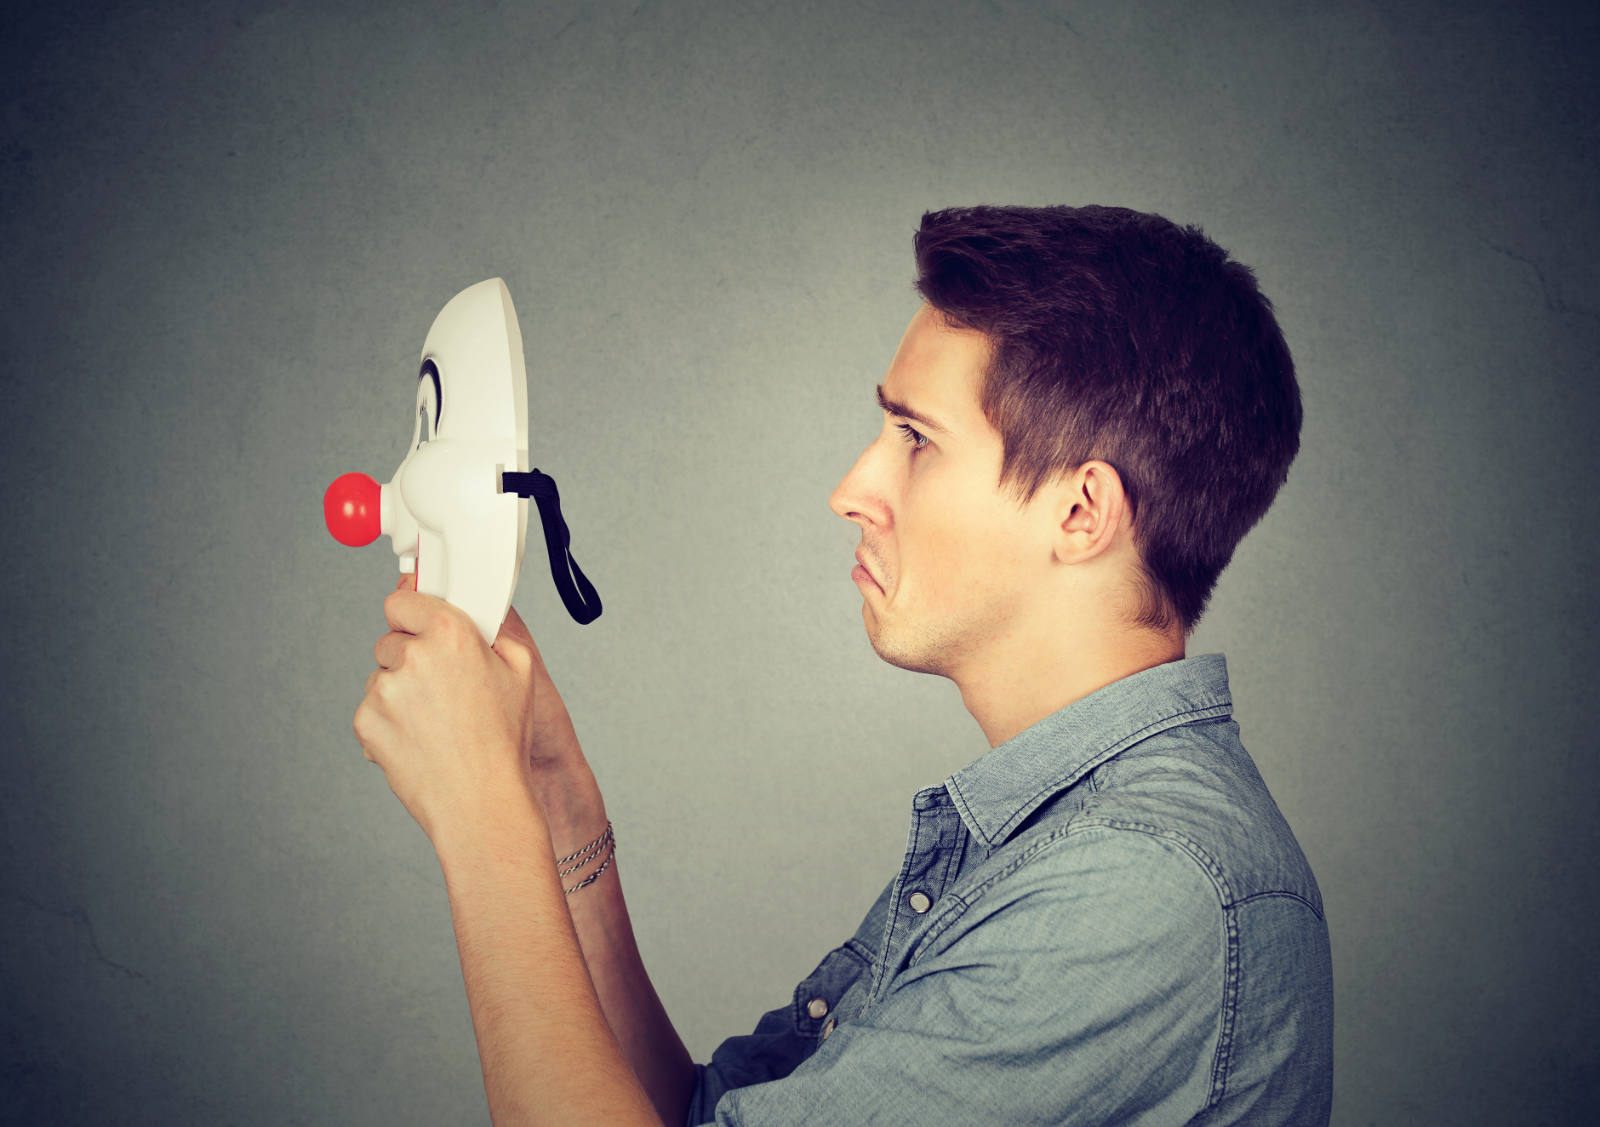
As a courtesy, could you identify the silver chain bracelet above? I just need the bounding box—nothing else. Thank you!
[555,820,613,867]
[557,822,615,877]
[563,839,616,896]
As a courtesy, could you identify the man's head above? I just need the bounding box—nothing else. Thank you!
[830,205,1300,681]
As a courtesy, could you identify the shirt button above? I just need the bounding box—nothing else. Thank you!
[821,1018,836,1039]
[907,890,932,914]
[807,997,829,1020]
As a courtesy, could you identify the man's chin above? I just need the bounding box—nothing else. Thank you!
[864,621,946,677]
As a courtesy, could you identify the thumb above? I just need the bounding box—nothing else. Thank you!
[497,604,559,684]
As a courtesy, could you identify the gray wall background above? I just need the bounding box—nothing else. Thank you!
[4,1,1596,1123]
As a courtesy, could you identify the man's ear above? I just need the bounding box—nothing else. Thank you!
[1051,460,1129,565]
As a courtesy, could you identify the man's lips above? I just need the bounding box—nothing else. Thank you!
[853,550,883,592]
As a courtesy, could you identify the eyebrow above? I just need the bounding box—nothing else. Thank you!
[876,384,950,435]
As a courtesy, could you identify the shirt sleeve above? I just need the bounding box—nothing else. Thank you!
[705,826,1231,1125]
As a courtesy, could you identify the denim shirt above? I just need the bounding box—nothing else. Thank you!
[685,653,1333,1126]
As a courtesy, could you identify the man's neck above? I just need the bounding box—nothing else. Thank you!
[954,621,1186,749]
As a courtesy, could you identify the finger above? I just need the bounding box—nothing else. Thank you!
[373,633,397,670]
[383,587,427,636]
[497,606,559,682]
[385,570,475,637]
[354,689,378,760]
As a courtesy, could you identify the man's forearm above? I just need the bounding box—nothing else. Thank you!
[433,788,663,1127]
[537,767,697,1126]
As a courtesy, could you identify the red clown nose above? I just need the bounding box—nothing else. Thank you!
[323,472,381,547]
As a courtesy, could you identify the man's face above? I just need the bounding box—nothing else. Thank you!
[829,304,1056,678]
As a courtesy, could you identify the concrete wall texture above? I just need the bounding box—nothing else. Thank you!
[3,1,1596,1123]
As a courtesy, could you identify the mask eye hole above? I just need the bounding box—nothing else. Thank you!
[413,359,442,450]
[420,360,442,425]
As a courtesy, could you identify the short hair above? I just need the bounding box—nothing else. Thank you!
[913,204,1302,637]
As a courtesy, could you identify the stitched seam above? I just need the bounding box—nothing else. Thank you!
[904,822,1084,961]
[908,822,1175,961]
[1208,906,1241,1106]
[871,804,929,1001]
[1230,889,1326,920]
[906,820,1235,971]
[912,891,970,956]
[935,806,964,894]
[1068,817,1238,906]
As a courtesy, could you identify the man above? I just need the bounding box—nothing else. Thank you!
[356,204,1333,1125]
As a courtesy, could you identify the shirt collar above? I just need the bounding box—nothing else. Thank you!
[943,652,1234,849]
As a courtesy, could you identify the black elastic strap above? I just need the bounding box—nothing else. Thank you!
[500,469,602,625]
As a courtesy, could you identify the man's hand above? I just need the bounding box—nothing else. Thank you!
[354,574,542,844]
[484,580,589,776]
[355,577,678,1126]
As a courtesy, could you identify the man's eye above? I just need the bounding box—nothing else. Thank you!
[894,422,929,451]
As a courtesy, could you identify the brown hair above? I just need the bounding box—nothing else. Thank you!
[914,205,1302,636]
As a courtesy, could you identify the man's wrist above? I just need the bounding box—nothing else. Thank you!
[528,757,609,847]
[429,777,551,872]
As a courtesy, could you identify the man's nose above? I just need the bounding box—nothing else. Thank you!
[829,441,885,527]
